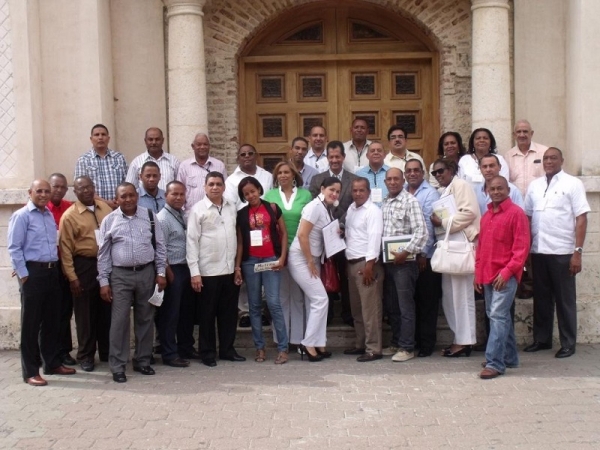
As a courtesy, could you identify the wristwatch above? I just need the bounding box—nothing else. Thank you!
[157,272,166,277]
[575,247,583,254]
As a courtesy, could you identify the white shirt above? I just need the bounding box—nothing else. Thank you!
[345,199,383,261]
[343,139,372,173]
[186,196,237,277]
[126,151,180,191]
[290,198,331,257]
[458,153,510,184]
[524,170,590,254]
[224,166,273,210]
[304,148,329,173]
[383,150,424,172]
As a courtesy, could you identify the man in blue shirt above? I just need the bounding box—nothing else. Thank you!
[404,159,442,357]
[137,161,166,213]
[8,179,77,386]
[355,142,389,207]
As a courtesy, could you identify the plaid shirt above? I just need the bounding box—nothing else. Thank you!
[381,189,428,255]
[75,148,128,201]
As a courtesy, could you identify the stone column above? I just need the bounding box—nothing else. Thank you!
[471,0,512,152]
[163,0,208,159]
[566,0,600,175]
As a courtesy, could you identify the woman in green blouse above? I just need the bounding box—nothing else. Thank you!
[264,162,312,350]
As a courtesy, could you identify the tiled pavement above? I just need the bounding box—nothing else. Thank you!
[1,346,600,449]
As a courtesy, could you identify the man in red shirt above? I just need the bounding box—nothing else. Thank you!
[47,173,75,366]
[475,176,530,379]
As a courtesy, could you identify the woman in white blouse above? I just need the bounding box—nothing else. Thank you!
[458,128,509,184]
[287,177,341,362]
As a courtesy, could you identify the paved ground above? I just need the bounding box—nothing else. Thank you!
[1,345,600,449]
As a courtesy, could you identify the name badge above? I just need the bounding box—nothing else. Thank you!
[250,229,263,246]
[371,188,383,203]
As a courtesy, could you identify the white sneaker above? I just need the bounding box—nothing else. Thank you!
[392,350,414,362]
[381,346,400,356]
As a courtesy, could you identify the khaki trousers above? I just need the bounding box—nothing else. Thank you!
[347,260,384,354]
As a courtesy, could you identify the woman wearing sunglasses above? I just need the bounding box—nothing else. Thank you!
[430,159,481,357]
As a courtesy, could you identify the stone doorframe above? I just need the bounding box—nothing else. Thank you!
[162,0,513,168]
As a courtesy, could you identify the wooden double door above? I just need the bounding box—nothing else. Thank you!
[239,2,439,171]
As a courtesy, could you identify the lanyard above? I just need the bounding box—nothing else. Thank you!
[166,207,186,230]
[319,199,334,222]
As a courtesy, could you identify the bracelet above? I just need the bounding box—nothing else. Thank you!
[234,267,241,271]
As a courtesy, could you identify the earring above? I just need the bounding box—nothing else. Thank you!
[292,179,297,187]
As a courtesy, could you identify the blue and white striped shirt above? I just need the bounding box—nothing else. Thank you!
[157,204,187,265]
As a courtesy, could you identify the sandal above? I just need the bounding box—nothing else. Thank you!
[255,349,266,362]
[274,351,288,365]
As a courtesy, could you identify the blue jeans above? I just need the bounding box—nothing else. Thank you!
[242,256,289,352]
[484,276,519,373]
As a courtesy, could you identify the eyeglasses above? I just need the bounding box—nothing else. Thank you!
[430,168,446,176]
[239,152,255,158]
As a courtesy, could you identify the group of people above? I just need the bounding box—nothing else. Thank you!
[7,118,588,386]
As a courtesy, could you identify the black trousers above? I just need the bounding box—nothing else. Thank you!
[414,259,442,351]
[20,263,62,379]
[328,251,352,323]
[532,254,577,348]
[58,268,73,356]
[158,264,193,361]
[197,274,240,359]
[72,256,111,362]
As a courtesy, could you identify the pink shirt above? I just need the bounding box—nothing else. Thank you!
[177,156,228,213]
[504,141,548,196]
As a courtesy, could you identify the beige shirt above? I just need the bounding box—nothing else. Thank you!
[383,150,425,172]
[504,141,548,196]
[186,196,237,277]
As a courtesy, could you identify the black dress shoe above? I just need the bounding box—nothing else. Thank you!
[80,360,95,372]
[555,347,575,358]
[357,353,382,362]
[181,350,202,360]
[523,341,552,352]
[202,358,217,367]
[239,316,251,328]
[163,357,190,367]
[61,354,77,366]
[133,366,155,375]
[343,348,366,355]
[417,348,433,357]
[219,353,246,362]
[113,372,127,383]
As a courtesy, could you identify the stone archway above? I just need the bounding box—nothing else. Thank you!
[202,0,472,168]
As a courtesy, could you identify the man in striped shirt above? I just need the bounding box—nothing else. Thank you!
[98,182,167,383]
[126,127,180,191]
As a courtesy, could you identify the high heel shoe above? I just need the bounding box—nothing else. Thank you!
[300,345,323,362]
[316,348,332,358]
[442,345,472,358]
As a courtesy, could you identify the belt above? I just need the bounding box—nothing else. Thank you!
[347,257,366,264]
[26,261,58,269]
[114,262,152,272]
